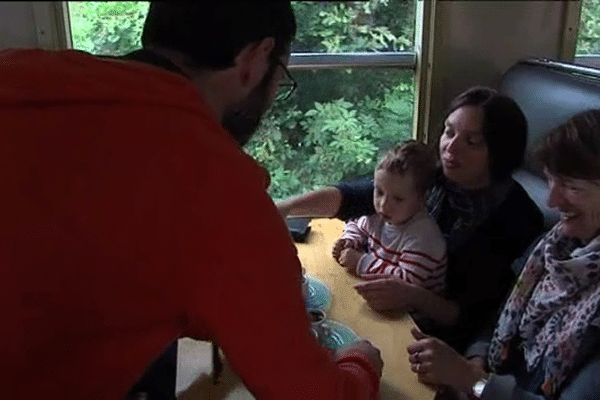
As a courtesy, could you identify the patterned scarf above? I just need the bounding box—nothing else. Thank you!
[488,223,600,397]
[427,174,514,252]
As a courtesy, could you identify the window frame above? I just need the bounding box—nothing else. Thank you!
[568,0,600,68]
[51,1,432,140]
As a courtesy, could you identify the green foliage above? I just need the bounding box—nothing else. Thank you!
[68,1,416,201]
[291,0,414,52]
[577,0,600,55]
[246,78,414,199]
[68,1,149,56]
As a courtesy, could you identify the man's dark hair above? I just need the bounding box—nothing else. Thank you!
[142,1,297,69]
[441,86,528,182]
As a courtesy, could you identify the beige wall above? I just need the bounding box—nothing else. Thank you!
[427,1,567,137]
[0,2,38,49]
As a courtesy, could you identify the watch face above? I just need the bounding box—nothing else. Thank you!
[473,380,487,397]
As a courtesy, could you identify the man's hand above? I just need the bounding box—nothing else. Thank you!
[354,275,416,312]
[406,328,485,393]
[334,340,384,378]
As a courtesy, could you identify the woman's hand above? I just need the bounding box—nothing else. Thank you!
[354,275,416,312]
[406,327,485,393]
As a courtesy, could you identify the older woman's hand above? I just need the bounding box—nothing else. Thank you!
[354,275,416,312]
[406,327,485,393]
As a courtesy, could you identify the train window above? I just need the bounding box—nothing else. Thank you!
[575,0,600,65]
[66,1,418,201]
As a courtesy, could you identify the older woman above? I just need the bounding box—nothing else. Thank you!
[278,87,545,352]
[407,109,600,399]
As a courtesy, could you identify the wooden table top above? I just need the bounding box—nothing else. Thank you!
[176,218,435,400]
[296,218,435,400]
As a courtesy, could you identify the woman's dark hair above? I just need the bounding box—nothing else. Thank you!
[441,86,528,182]
[142,1,297,69]
[536,109,600,180]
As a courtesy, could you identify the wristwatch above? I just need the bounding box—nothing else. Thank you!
[471,372,491,399]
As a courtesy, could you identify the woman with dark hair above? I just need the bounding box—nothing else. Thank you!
[407,109,600,400]
[278,86,545,352]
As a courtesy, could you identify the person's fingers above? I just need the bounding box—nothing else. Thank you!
[408,351,421,364]
[359,273,388,281]
[407,332,428,354]
[416,370,438,386]
[354,280,388,291]
[410,326,428,340]
[353,285,374,297]
[410,362,429,374]
[365,301,385,311]
[418,348,433,363]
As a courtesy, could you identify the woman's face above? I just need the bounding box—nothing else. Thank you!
[545,169,600,242]
[439,105,491,189]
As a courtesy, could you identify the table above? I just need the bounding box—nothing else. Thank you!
[296,219,436,400]
[176,219,436,400]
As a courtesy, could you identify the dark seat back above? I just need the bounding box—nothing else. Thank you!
[498,58,600,229]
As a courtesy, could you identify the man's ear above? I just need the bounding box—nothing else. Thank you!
[234,37,276,93]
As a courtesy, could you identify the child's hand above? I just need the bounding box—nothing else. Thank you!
[338,248,364,274]
[332,238,352,262]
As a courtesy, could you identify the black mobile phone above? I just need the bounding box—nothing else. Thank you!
[286,217,312,242]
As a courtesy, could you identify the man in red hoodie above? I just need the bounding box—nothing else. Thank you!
[0,1,383,399]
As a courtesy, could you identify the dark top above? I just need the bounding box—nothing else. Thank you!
[96,49,190,78]
[464,236,600,399]
[335,175,545,352]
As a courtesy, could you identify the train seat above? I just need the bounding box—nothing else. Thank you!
[499,58,600,229]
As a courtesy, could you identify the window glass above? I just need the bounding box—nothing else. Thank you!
[248,68,414,200]
[576,0,600,55]
[68,2,149,56]
[291,1,414,53]
[67,1,417,201]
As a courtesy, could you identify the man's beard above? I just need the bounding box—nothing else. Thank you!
[222,73,273,147]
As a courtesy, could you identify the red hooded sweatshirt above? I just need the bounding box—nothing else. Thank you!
[0,49,379,399]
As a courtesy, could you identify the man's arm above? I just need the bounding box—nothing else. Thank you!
[183,161,381,399]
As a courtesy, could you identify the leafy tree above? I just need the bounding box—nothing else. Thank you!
[68,1,416,200]
[577,0,600,55]
[68,1,148,55]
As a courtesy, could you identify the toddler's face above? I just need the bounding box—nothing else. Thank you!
[373,169,424,226]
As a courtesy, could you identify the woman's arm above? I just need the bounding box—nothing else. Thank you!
[354,276,460,326]
[408,283,460,327]
[277,176,376,220]
[276,186,343,218]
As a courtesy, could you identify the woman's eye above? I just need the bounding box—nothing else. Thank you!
[394,197,403,202]
[443,127,453,137]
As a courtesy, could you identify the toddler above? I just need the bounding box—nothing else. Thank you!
[332,140,447,295]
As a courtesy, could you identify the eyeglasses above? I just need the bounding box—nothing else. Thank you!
[275,60,297,101]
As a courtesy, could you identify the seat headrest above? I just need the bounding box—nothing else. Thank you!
[499,58,600,177]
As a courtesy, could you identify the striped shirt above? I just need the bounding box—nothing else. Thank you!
[342,209,447,294]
